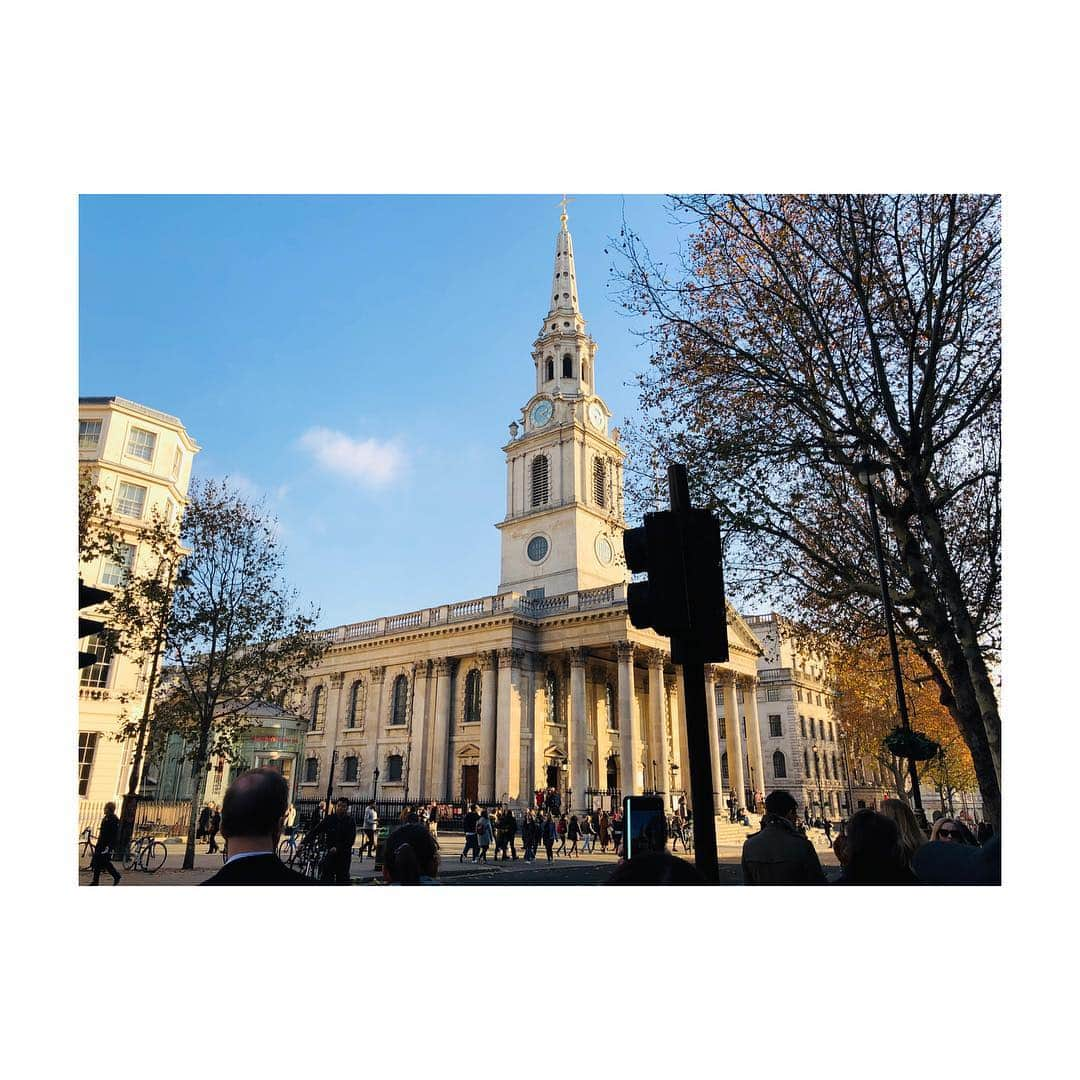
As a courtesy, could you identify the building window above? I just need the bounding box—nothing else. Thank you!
[344,755,358,783]
[79,635,112,689]
[796,687,803,702]
[390,674,409,725]
[799,715,806,737]
[115,481,147,519]
[816,693,822,706]
[347,679,364,729]
[546,671,560,725]
[721,752,729,783]
[531,454,550,507]
[527,535,549,562]
[766,687,781,702]
[804,750,811,775]
[593,457,606,507]
[545,358,554,381]
[736,686,745,704]
[304,757,319,783]
[562,354,572,378]
[605,682,617,730]
[464,668,481,724]
[100,542,136,588]
[309,686,324,732]
[832,754,839,778]
[387,754,403,782]
[126,427,157,462]
[171,447,182,480]
[773,750,787,779]
[828,722,835,742]
[582,360,589,383]
[79,419,102,450]
[211,759,225,794]
[78,732,99,796]
[769,714,782,737]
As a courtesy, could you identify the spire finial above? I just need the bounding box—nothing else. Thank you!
[558,193,573,227]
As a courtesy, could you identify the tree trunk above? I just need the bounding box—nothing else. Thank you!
[182,724,213,870]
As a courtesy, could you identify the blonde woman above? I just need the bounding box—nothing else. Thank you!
[879,799,926,867]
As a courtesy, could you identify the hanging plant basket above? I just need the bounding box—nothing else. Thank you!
[883,726,940,762]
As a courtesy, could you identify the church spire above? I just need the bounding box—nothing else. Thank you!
[547,195,581,318]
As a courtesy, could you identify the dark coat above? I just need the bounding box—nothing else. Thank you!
[835,861,920,885]
[201,853,315,886]
[97,811,120,853]
[208,811,221,835]
[308,812,357,855]
[741,814,827,885]
[197,806,211,835]
[463,810,479,834]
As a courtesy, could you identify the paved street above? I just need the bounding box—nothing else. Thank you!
[79,837,839,886]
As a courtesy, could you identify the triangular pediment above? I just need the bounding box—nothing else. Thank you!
[456,743,480,758]
[727,603,765,656]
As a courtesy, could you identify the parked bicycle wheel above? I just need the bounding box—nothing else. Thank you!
[123,844,139,871]
[80,840,95,871]
[277,838,294,862]
[144,840,167,873]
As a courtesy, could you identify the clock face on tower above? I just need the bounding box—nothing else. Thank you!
[531,400,554,427]
[588,402,605,431]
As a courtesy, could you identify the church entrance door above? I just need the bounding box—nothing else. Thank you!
[461,764,479,806]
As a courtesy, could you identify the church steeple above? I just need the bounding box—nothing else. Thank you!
[532,200,596,398]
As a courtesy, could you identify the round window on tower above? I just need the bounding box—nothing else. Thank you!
[527,535,550,563]
[595,534,614,566]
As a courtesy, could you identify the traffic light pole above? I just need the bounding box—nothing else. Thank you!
[678,651,720,883]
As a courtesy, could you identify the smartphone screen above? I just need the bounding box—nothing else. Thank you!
[623,796,667,859]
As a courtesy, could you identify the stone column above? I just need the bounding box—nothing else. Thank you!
[722,671,747,812]
[496,648,524,804]
[704,665,724,813]
[616,641,643,795]
[532,653,547,796]
[324,672,345,785]
[569,648,588,812]
[646,651,670,800]
[478,650,498,803]
[407,660,430,800]
[666,672,686,799]
[743,675,766,810]
[366,666,386,798]
[429,658,453,802]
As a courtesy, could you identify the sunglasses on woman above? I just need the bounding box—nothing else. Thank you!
[938,829,963,839]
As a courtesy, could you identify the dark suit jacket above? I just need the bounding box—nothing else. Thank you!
[201,853,315,886]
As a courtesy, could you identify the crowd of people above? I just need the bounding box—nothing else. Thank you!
[89,769,999,886]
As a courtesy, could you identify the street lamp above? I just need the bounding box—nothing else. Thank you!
[372,764,381,806]
[854,456,928,830]
[812,745,826,824]
[652,759,658,794]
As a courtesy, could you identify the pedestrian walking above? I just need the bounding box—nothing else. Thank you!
[206,803,221,854]
[580,812,595,854]
[555,814,568,855]
[475,809,493,862]
[598,811,611,853]
[90,801,122,886]
[305,796,357,884]
[361,800,379,859]
[196,803,211,841]
[461,804,479,862]
[567,814,580,857]
[610,811,624,856]
[542,814,556,861]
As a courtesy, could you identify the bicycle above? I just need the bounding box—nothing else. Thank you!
[123,826,168,873]
[79,827,96,871]
[277,830,306,866]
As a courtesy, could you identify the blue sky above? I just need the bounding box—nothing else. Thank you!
[79,194,689,629]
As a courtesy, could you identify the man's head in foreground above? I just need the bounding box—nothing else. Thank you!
[221,767,290,850]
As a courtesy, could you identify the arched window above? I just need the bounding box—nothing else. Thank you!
[593,457,606,507]
[562,353,572,378]
[344,755,358,783]
[545,358,554,381]
[347,679,363,729]
[769,714,783,737]
[464,668,481,724]
[606,754,619,789]
[721,752,729,783]
[582,360,589,384]
[390,675,409,726]
[309,686,324,732]
[546,671,560,725]
[605,682,617,730]
[387,754,403,782]
[531,454,550,507]
[773,750,787,779]
[304,756,319,783]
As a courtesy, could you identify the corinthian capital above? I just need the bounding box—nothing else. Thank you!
[479,650,498,672]
[369,665,386,684]
[497,647,525,669]
[329,672,345,689]
[615,641,635,662]
[568,647,588,667]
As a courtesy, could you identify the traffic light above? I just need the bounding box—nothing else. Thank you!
[79,577,110,668]
[622,470,729,663]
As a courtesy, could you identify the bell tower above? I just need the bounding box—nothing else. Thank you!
[497,202,628,597]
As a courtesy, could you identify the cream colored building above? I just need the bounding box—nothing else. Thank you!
[297,211,768,818]
[78,396,200,805]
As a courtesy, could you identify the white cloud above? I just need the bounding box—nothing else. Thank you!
[298,427,405,488]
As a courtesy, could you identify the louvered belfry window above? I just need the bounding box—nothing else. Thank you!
[531,454,550,507]
[593,457,606,507]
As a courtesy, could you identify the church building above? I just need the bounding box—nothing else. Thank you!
[298,208,767,817]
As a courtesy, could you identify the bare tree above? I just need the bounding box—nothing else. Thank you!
[617,195,1001,826]
[106,478,328,868]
